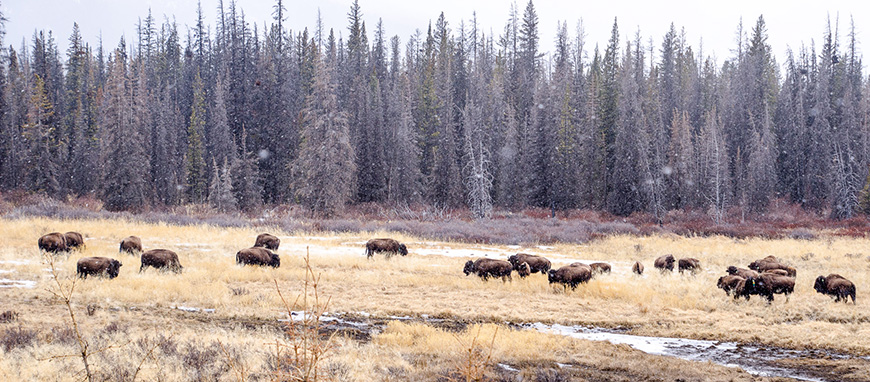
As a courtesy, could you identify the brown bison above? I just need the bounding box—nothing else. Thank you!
[254,233,280,250]
[38,232,68,253]
[632,261,644,275]
[747,273,796,302]
[589,262,612,274]
[507,253,551,274]
[717,275,745,296]
[814,274,856,303]
[548,265,592,290]
[236,247,280,268]
[463,258,514,282]
[365,238,408,258]
[516,262,531,278]
[678,258,701,274]
[748,256,796,277]
[64,232,85,250]
[726,266,759,279]
[77,257,122,279]
[654,254,675,272]
[140,249,184,273]
[119,236,142,255]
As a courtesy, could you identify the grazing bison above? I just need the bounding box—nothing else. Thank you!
[751,274,796,302]
[77,257,122,279]
[726,266,759,279]
[365,238,408,258]
[254,233,280,250]
[814,274,856,303]
[463,258,513,282]
[748,256,796,277]
[632,261,644,275]
[678,258,701,274]
[507,253,551,274]
[762,269,790,277]
[64,232,85,250]
[717,275,745,296]
[38,232,68,253]
[236,247,280,268]
[589,262,612,274]
[140,249,184,273]
[119,236,142,255]
[654,254,675,272]
[548,265,592,290]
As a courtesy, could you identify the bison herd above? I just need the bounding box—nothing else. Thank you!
[37,232,858,304]
[38,231,285,279]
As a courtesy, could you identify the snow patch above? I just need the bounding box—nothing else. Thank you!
[0,279,37,289]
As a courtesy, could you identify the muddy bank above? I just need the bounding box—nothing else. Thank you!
[314,313,868,382]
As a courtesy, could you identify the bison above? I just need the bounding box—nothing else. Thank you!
[365,238,408,258]
[516,262,531,278]
[548,265,592,290]
[119,236,142,255]
[507,253,551,274]
[814,274,856,303]
[77,257,122,279]
[632,261,644,275]
[717,275,745,296]
[748,256,796,277]
[762,269,790,277]
[746,273,796,302]
[254,233,280,251]
[64,232,85,250]
[38,232,68,253]
[140,249,184,273]
[726,266,759,279]
[463,258,513,282]
[236,247,280,268]
[654,254,675,272]
[589,262,612,274]
[678,258,701,274]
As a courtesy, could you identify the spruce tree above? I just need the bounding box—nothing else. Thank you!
[186,70,208,203]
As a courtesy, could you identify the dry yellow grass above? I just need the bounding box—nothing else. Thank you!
[1,216,869,380]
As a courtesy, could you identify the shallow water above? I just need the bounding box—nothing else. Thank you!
[528,323,865,382]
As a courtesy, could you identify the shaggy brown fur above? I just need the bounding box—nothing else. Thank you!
[678,258,701,274]
[507,253,551,274]
[717,275,745,296]
[814,274,856,303]
[38,232,67,253]
[64,232,84,250]
[589,262,612,274]
[236,247,280,268]
[726,266,759,279]
[654,254,675,272]
[140,249,183,273]
[254,233,280,251]
[632,261,644,275]
[119,236,142,255]
[77,257,122,279]
[548,265,592,290]
[365,238,408,258]
[463,258,513,282]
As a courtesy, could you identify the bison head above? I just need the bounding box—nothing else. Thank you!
[517,262,531,278]
[107,260,122,279]
[726,265,738,275]
[269,253,281,268]
[664,254,675,266]
[399,244,408,256]
[814,276,828,293]
[507,255,518,267]
[547,269,557,284]
[463,260,474,276]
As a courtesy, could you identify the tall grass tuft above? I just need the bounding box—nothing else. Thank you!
[450,325,498,382]
[271,248,335,382]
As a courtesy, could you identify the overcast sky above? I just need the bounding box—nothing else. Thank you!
[1,0,865,68]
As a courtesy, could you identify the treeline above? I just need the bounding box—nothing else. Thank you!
[0,1,868,219]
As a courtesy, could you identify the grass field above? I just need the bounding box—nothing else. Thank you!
[1,216,869,381]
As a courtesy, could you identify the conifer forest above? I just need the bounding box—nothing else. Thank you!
[1,0,868,220]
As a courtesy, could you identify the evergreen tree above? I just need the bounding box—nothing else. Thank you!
[186,70,208,203]
[291,58,355,216]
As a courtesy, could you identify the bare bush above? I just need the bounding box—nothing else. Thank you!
[0,310,18,323]
[449,325,498,382]
[1,326,37,352]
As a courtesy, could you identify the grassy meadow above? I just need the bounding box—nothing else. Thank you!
[1,216,869,381]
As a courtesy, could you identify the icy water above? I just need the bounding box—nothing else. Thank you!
[528,323,866,382]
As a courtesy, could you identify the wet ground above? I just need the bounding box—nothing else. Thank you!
[311,312,870,382]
